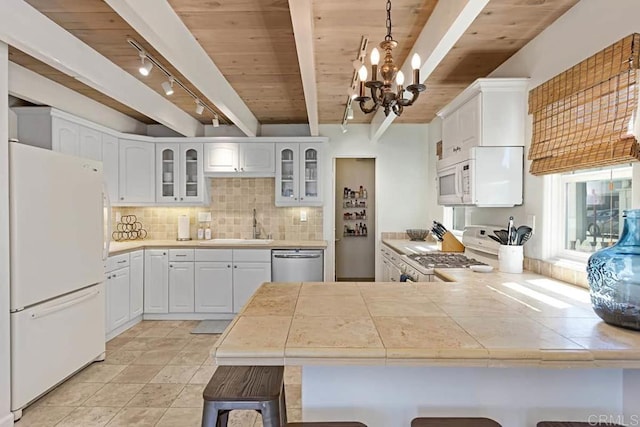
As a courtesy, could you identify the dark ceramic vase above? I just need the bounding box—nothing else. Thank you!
[586,209,640,330]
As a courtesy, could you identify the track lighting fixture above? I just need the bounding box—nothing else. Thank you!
[212,115,220,127]
[347,106,354,120]
[195,100,205,115]
[161,77,174,96]
[138,53,153,76]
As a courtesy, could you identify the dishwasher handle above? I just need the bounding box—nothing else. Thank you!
[274,254,321,259]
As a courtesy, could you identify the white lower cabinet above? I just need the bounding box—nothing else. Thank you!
[233,262,271,313]
[107,268,130,331]
[144,250,169,313]
[129,250,144,318]
[195,262,233,313]
[169,262,195,313]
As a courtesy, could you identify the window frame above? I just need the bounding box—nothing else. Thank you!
[551,165,633,263]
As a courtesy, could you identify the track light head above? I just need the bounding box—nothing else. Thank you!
[212,115,220,127]
[161,77,174,96]
[138,53,153,76]
[347,106,354,120]
[195,99,204,115]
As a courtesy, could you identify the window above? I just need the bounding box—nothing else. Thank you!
[559,166,633,256]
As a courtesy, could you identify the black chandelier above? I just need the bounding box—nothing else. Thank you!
[354,0,425,117]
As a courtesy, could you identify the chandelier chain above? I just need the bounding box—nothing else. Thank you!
[385,0,393,41]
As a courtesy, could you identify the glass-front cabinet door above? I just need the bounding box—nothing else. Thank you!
[299,144,322,206]
[157,146,178,203]
[156,143,203,204]
[181,145,202,202]
[275,144,299,206]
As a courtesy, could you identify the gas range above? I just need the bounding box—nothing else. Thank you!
[406,253,487,271]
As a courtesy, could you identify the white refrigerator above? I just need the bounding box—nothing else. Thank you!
[9,142,107,415]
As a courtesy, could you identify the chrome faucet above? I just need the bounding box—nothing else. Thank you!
[252,208,260,239]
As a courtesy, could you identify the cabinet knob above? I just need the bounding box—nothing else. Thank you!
[169,264,173,268]
[300,197,304,200]
[295,197,298,201]
[180,197,183,201]
[120,197,124,200]
[241,168,244,172]
[174,197,177,200]
[163,252,166,256]
[234,168,238,172]
[227,264,231,268]
[234,265,237,268]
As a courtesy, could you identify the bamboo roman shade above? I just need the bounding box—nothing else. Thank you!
[528,34,640,175]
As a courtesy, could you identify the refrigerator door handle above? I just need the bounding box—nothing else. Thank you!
[103,182,112,261]
[30,290,101,319]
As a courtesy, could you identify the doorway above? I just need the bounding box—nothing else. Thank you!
[335,158,375,281]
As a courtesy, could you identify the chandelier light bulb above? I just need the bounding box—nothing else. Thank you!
[370,48,380,65]
[138,56,153,76]
[396,70,404,86]
[411,53,421,70]
[358,65,368,81]
[195,100,204,115]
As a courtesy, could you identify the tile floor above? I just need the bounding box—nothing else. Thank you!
[15,320,302,427]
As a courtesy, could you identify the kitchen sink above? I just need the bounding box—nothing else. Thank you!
[199,239,274,245]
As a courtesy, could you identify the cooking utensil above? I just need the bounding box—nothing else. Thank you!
[507,216,514,245]
[519,231,532,245]
[515,225,533,245]
[494,230,510,245]
[488,235,503,244]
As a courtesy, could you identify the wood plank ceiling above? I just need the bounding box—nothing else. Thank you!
[8,0,580,128]
[393,0,580,123]
[17,0,229,125]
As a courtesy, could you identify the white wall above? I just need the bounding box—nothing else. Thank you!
[319,123,431,280]
[427,116,444,224]
[0,43,14,427]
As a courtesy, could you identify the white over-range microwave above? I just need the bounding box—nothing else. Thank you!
[436,146,524,207]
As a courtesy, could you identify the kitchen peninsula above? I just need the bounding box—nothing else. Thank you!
[213,273,640,426]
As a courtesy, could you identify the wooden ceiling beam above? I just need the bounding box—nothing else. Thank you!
[105,0,260,137]
[0,0,203,137]
[288,0,318,136]
[369,0,489,142]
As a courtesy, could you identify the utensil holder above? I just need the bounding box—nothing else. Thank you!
[441,232,465,252]
[499,245,523,273]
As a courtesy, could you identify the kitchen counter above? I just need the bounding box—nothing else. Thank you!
[381,238,439,255]
[108,239,327,255]
[213,273,640,368]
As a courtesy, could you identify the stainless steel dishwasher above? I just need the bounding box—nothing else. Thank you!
[271,249,324,282]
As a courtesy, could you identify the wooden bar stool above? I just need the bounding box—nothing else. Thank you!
[412,418,501,427]
[538,423,625,426]
[202,365,286,427]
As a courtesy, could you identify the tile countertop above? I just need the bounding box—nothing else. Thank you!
[382,239,439,255]
[212,272,640,368]
[108,239,328,255]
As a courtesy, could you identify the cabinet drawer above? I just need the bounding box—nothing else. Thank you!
[169,249,194,262]
[233,249,271,263]
[106,253,130,272]
[195,249,233,262]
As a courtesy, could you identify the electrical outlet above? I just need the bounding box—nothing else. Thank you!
[115,212,121,223]
[527,214,536,234]
[300,209,307,222]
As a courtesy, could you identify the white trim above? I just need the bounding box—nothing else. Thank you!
[143,313,235,321]
[105,0,259,137]
[0,0,203,137]
[370,0,489,142]
[288,0,319,137]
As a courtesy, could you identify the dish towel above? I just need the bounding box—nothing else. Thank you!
[400,273,412,282]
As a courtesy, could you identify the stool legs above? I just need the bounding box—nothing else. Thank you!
[260,399,282,427]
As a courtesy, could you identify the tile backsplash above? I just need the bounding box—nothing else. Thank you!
[112,178,323,241]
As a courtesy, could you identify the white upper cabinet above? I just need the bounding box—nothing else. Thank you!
[101,134,119,203]
[156,143,204,204]
[119,139,155,203]
[79,126,103,161]
[437,78,529,164]
[204,143,238,173]
[52,117,80,156]
[204,143,275,176]
[275,143,322,207]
